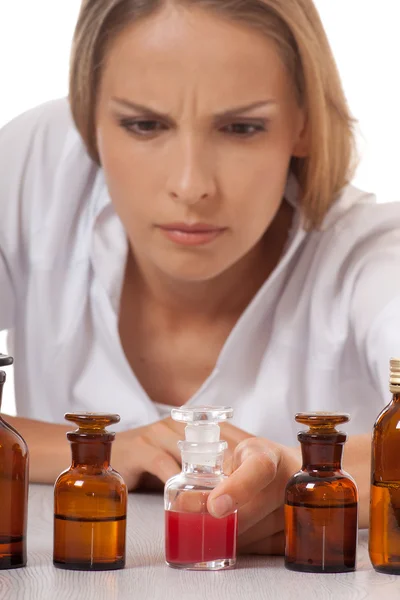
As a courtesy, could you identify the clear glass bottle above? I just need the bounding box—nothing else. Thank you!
[0,354,29,569]
[164,406,237,571]
[369,358,400,574]
[53,413,127,571]
[284,412,358,573]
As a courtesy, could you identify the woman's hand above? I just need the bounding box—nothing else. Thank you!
[113,419,183,490]
[207,437,301,555]
[113,417,253,490]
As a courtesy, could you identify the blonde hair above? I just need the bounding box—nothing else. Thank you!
[70,0,356,229]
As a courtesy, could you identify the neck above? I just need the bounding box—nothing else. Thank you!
[126,201,294,323]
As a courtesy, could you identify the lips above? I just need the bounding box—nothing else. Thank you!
[157,223,226,246]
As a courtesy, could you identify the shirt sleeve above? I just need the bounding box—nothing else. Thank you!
[350,216,400,404]
[0,244,15,331]
[0,99,73,332]
[0,113,26,332]
[365,296,400,403]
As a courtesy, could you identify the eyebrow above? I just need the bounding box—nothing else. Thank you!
[111,97,277,120]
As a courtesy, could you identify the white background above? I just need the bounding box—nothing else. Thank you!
[1,1,400,414]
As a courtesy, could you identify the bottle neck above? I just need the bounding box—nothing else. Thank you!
[392,393,400,404]
[69,436,113,469]
[0,381,3,412]
[299,432,345,471]
[182,453,224,476]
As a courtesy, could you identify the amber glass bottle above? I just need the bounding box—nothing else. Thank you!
[0,354,29,569]
[285,413,358,573]
[53,413,127,571]
[369,358,400,574]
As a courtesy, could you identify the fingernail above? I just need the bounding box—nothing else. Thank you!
[209,494,234,518]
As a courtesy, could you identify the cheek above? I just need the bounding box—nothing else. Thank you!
[97,125,162,220]
[220,147,290,227]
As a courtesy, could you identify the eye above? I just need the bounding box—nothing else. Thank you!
[119,118,168,136]
[221,122,267,136]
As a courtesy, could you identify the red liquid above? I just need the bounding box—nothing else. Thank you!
[165,510,237,564]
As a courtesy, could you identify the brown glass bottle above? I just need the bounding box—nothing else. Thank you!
[284,413,358,573]
[0,354,29,569]
[53,413,127,571]
[369,358,400,574]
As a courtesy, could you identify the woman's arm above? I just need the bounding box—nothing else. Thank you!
[0,110,38,330]
[0,247,15,332]
[5,416,71,483]
[0,101,80,330]
[3,414,249,489]
[2,414,252,489]
[4,415,183,487]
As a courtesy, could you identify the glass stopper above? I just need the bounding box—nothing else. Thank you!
[171,406,233,424]
[295,412,350,433]
[64,412,120,433]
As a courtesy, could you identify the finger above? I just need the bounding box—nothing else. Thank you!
[162,416,186,436]
[218,424,253,475]
[220,424,254,461]
[239,531,285,556]
[223,452,234,476]
[133,436,181,484]
[141,421,182,463]
[208,439,281,518]
[231,437,281,472]
[238,507,284,547]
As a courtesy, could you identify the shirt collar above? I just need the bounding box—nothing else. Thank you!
[90,169,128,315]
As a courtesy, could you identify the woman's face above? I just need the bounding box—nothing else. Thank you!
[96,4,306,282]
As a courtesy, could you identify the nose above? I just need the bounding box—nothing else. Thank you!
[166,135,216,206]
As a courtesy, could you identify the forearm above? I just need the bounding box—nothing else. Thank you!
[4,415,70,484]
[343,433,372,528]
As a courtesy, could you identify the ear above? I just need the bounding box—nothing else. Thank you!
[292,110,309,158]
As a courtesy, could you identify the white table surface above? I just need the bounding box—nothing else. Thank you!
[1,484,400,600]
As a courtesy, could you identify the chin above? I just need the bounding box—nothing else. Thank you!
[159,259,227,283]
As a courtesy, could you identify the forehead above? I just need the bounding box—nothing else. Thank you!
[101,4,292,105]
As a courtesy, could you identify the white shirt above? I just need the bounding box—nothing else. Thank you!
[1,98,400,444]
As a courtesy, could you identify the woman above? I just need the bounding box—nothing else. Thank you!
[1,0,399,554]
